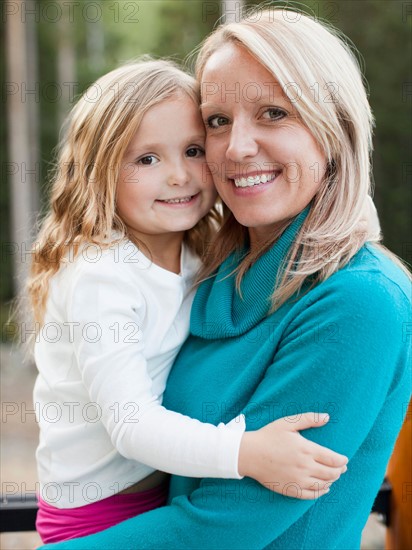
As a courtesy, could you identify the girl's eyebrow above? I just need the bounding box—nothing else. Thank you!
[125,135,206,155]
[186,134,207,142]
[134,135,206,148]
[200,103,221,111]
[124,142,161,156]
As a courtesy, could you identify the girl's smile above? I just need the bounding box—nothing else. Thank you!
[156,193,201,206]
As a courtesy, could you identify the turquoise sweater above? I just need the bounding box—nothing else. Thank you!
[42,212,411,549]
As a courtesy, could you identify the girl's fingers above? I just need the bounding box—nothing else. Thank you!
[309,464,347,482]
[276,480,331,499]
[298,487,331,500]
[286,412,330,431]
[311,442,348,468]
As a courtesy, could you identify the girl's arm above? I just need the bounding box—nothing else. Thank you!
[239,412,347,499]
[68,260,242,478]
[41,269,411,549]
[68,257,345,489]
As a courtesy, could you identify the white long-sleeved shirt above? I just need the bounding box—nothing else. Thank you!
[33,239,245,508]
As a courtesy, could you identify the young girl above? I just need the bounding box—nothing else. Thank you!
[29,59,348,543]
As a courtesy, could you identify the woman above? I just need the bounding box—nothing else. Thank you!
[42,6,411,549]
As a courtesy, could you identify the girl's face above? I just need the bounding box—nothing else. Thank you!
[117,94,217,246]
[200,43,327,248]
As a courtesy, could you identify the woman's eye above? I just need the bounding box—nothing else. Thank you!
[186,146,205,158]
[137,155,158,166]
[262,108,287,121]
[206,115,229,129]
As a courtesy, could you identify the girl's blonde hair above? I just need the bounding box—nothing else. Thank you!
[29,58,221,326]
[195,5,410,307]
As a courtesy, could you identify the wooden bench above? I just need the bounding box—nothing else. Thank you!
[0,495,38,533]
[0,482,392,533]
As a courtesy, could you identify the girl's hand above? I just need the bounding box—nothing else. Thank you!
[238,413,348,500]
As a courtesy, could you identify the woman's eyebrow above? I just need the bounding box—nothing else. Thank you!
[201,96,290,111]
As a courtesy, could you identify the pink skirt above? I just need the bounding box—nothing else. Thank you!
[36,481,169,543]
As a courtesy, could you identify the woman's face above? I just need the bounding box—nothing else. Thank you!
[201,43,327,247]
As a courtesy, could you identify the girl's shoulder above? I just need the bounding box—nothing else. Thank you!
[60,238,145,275]
[48,239,144,302]
[47,239,148,319]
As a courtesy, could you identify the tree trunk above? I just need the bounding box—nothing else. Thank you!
[57,0,77,128]
[5,0,39,304]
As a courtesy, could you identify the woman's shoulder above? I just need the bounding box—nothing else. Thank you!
[283,245,411,360]
[302,243,411,319]
[339,243,411,303]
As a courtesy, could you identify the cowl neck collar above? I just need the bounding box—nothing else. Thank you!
[191,209,309,339]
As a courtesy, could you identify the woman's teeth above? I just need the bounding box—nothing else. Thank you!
[161,196,193,204]
[234,173,278,188]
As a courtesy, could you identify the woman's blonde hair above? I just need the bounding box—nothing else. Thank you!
[29,58,220,326]
[195,6,410,307]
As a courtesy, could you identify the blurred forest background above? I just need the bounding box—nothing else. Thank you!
[1,2,410,547]
[1,0,411,330]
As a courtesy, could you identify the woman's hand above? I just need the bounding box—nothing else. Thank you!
[238,413,348,500]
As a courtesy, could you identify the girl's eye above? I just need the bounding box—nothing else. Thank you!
[186,146,205,158]
[137,155,158,166]
[262,108,287,121]
[206,115,229,129]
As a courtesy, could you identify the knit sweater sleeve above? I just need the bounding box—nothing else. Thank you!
[66,259,244,479]
[42,269,411,550]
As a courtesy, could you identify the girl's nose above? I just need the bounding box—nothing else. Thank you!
[167,162,190,187]
[225,120,259,162]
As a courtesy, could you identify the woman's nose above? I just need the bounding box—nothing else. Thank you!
[225,121,259,162]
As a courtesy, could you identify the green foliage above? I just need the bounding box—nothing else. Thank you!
[1,0,218,310]
[247,0,411,262]
[320,0,411,261]
[36,0,218,202]
[2,0,411,312]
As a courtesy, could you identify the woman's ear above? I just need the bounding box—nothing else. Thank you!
[358,195,381,237]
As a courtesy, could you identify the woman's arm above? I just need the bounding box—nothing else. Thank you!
[41,269,411,549]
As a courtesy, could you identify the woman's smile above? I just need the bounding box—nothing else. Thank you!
[232,171,280,188]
